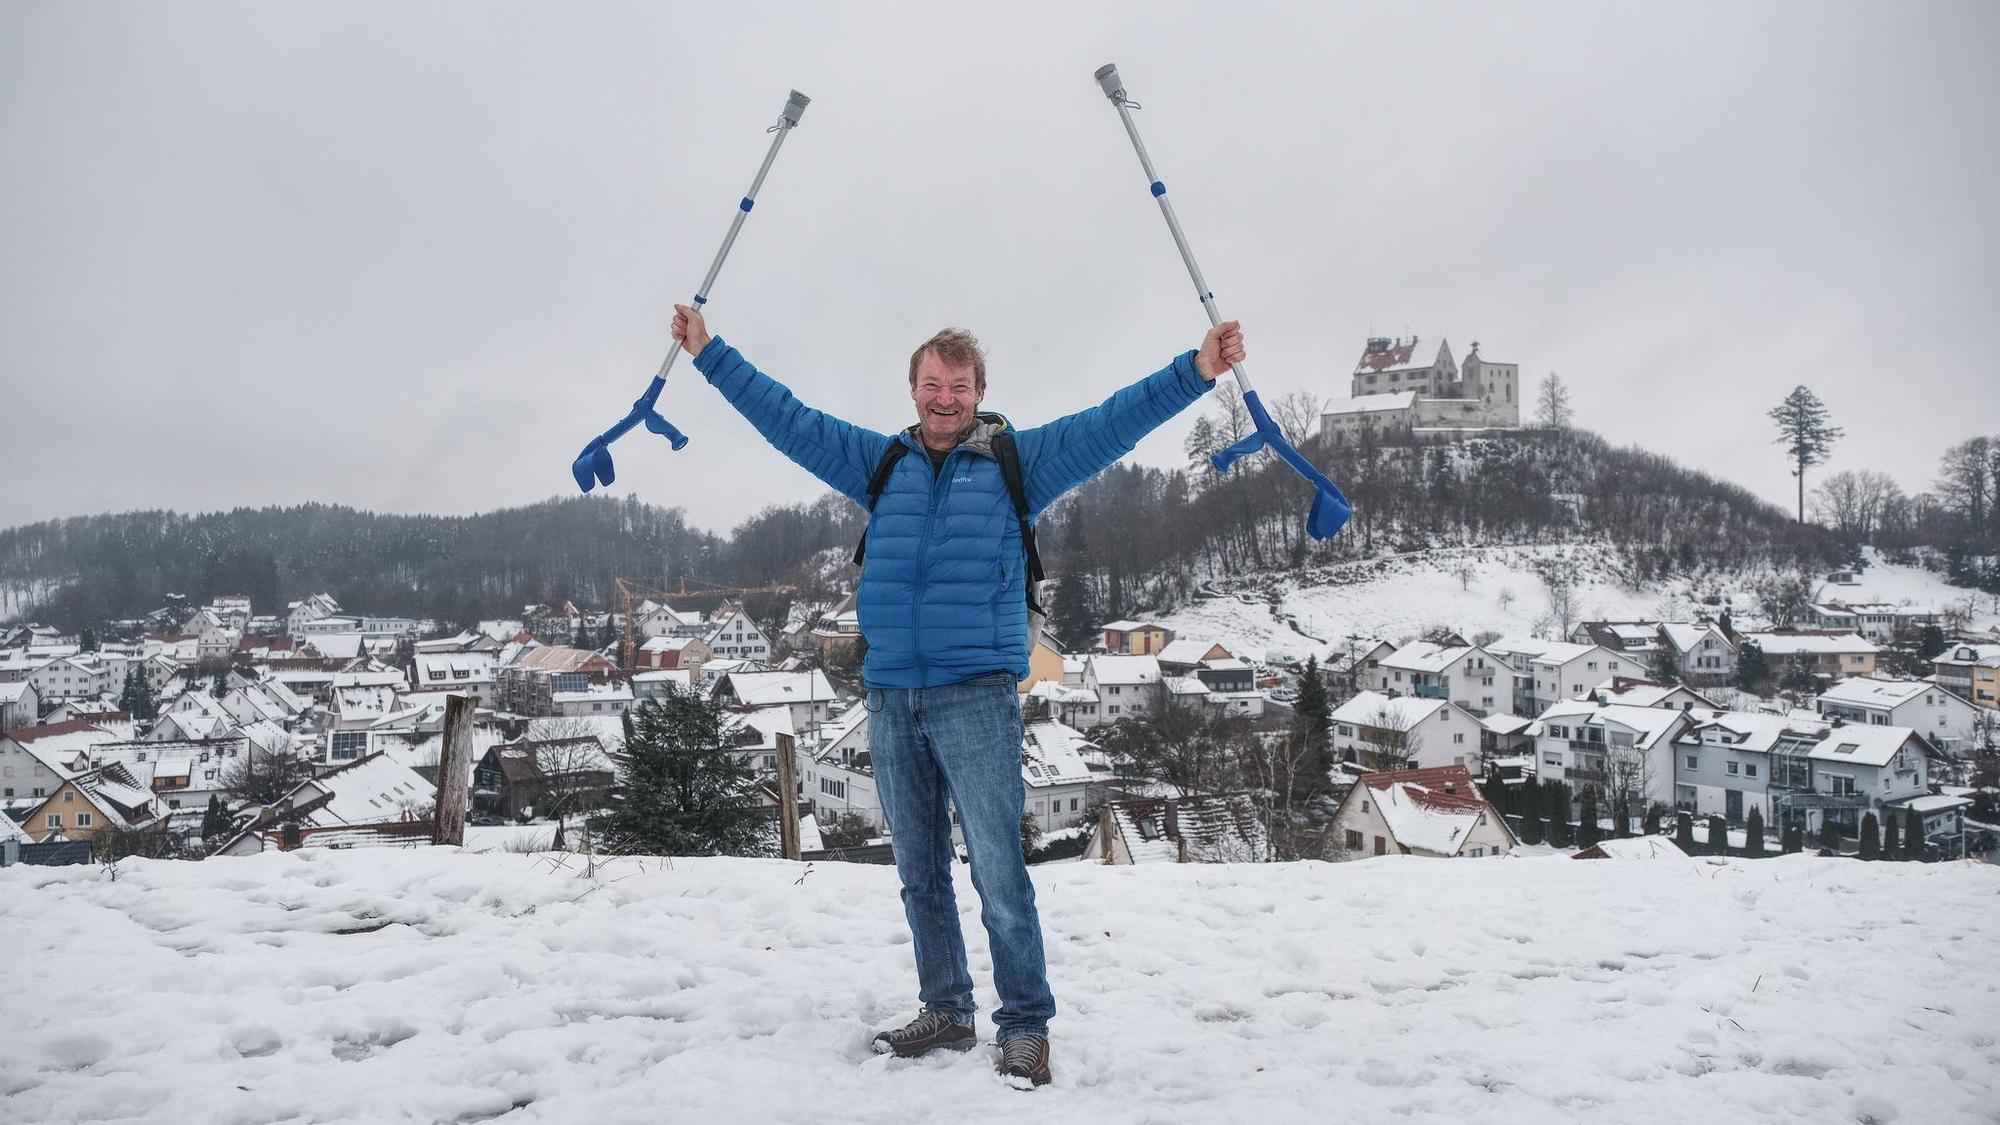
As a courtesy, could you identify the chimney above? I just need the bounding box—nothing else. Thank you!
[280,821,302,850]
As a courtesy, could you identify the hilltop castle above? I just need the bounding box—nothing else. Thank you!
[1319,335,1521,442]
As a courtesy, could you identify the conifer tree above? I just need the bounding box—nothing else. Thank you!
[1818,820,1841,856]
[1676,811,1696,852]
[1858,812,1880,860]
[600,689,771,858]
[1768,385,1843,523]
[200,794,228,840]
[1707,814,1729,856]
[1904,806,1927,861]
[1548,803,1572,848]
[1577,788,1600,849]
[1781,821,1803,855]
[1744,805,1766,858]
[1290,655,1334,794]
[1521,805,1544,846]
[1882,809,1900,861]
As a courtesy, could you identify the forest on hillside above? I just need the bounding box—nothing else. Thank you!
[3,421,1994,634]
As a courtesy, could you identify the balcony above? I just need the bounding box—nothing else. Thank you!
[1412,683,1448,701]
[1567,768,1608,784]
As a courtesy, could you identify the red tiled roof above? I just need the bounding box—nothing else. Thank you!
[1354,340,1419,373]
[1357,765,1488,812]
[10,719,109,743]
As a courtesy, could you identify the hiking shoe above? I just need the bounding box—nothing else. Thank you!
[997,1035,1052,1088]
[871,1009,976,1058]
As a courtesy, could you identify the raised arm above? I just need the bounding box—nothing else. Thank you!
[1014,322,1242,514]
[678,305,890,504]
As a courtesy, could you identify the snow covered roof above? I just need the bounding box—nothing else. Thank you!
[1329,690,1445,728]
[1660,622,1729,653]
[1480,713,1536,736]
[1938,643,2000,665]
[1164,676,1210,697]
[305,633,366,660]
[1484,636,1555,660]
[1900,794,1971,814]
[1027,681,1099,705]
[1378,641,1472,673]
[1104,794,1268,864]
[1089,656,1163,685]
[1356,766,1498,856]
[298,753,435,827]
[4,720,114,775]
[1321,391,1418,416]
[1021,721,1095,788]
[552,684,634,704]
[721,670,836,707]
[1575,836,1689,861]
[1806,725,1920,768]
[1741,631,1880,656]
[1156,639,1229,665]
[1816,677,1931,710]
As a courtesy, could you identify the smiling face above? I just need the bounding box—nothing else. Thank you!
[910,349,985,451]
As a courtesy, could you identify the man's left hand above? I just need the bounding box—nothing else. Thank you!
[1196,321,1244,382]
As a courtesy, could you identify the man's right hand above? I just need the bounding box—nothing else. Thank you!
[672,304,711,355]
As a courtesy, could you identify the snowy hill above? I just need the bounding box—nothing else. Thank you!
[5,848,1998,1123]
[1147,545,2000,664]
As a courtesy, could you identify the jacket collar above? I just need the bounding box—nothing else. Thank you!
[901,412,1010,460]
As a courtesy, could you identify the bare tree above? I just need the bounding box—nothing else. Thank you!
[1358,704,1424,772]
[222,746,316,807]
[1535,373,1573,429]
[1452,558,1477,591]
[1752,571,1815,628]
[1532,555,1581,636]
[1270,390,1322,449]
[1097,701,1245,797]
[1812,469,1902,542]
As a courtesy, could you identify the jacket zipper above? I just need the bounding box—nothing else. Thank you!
[911,438,956,685]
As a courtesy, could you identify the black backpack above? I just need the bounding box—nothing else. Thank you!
[851,420,1047,644]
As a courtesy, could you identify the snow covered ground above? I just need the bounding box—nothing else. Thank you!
[6,847,1998,1124]
[1153,544,2000,664]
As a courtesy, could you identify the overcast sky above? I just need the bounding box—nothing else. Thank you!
[4,2,1996,539]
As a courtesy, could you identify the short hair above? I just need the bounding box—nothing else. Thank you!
[908,328,986,392]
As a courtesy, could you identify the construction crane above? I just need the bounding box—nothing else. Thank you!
[615,576,798,671]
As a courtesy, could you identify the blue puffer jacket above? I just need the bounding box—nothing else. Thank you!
[693,336,1211,688]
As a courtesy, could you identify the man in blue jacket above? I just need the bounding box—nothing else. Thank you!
[671,304,1242,1088]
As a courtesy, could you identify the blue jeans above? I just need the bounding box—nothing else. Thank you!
[867,671,1054,1042]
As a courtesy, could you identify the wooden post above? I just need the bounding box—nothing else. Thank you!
[777,732,800,860]
[432,694,475,846]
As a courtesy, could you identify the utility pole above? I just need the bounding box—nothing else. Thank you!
[432,694,475,846]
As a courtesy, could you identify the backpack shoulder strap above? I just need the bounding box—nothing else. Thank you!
[851,438,910,567]
[991,430,1045,596]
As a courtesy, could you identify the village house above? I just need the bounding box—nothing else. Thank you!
[713,669,837,731]
[703,602,772,662]
[1741,631,1880,681]
[1932,643,1999,709]
[1587,678,1718,713]
[1485,637,1635,714]
[1373,640,1511,716]
[1021,720,1097,837]
[473,737,615,822]
[498,645,622,715]
[1814,677,1985,755]
[635,635,712,672]
[1082,655,1166,727]
[1016,637,1067,694]
[1659,622,1737,686]
[23,761,163,844]
[800,704,883,833]
[551,682,633,718]
[1329,764,1515,860]
[1024,678,1101,728]
[1080,793,1269,864]
[0,681,42,731]
[412,651,499,706]
[216,752,434,856]
[1329,690,1484,772]
[1154,639,1234,676]
[0,720,110,803]
[1099,620,1174,656]
[1532,698,1690,814]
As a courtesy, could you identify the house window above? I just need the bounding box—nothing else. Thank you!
[1470,847,1484,857]
[1361,799,1370,813]
[1346,829,1364,850]
[1454,733,1466,744]
[62,790,75,803]
[1339,725,1354,737]
[76,813,93,827]
[1829,776,1855,797]
[1544,754,1561,766]
[1070,798,1079,811]
[45,814,60,829]
[1746,764,1758,778]
[1685,755,1699,770]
